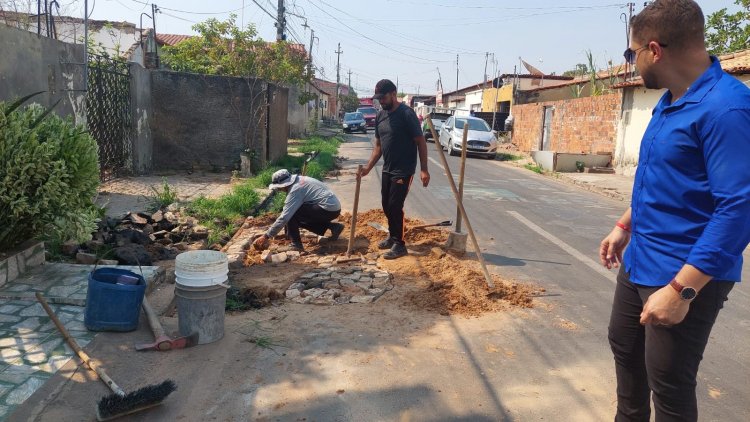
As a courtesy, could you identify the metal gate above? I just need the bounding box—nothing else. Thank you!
[86,54,133,181]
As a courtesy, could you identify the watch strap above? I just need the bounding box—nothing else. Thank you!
[669,278,684,293]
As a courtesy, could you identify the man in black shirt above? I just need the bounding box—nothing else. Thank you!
[358,79,430,259]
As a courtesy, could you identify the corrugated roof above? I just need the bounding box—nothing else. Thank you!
[155,34,194,46]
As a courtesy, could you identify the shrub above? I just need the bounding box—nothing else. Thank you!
[0,100,100,250]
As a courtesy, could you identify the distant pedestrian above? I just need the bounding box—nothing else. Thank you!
[357,79,430,259]
[599,1,750,420]
[253,169,344,252]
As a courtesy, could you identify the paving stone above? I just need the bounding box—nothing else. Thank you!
[0,404,9,419]
[0,366,36,384]
[322,281,341,290]
[0,305,23,314]
[4,284,33,293]
[11,317,41,331]
[288,282,305,291]
[24,350,48,364]
[1,347,23,360]
[318,263,332,269]
[0,314,21,323]
[285,289,301,299]
[299,273,317,279]
[303,279,323,289]
[349,295,375,304]
[292,296,313,304]
[359,276,373,283]
[270,252,288,264]
[19,303,49,318]
[304,288,327,299]
[335,294,353,304]
[4,376,47,405]
[46,285,80,298]
[355,281,373,290]
[372,278,391,289]
[368,288,386,299]
[33,354,73,374]
[0,383,12,399]
[286,251,301,261]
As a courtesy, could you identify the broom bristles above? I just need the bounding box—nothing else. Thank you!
[96,379,176,421]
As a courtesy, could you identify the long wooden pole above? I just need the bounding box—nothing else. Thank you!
[346,164,363,256]
[456,123,469,233]
[426,117,495,289]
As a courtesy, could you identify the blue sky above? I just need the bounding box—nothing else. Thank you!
[80,0,738,95]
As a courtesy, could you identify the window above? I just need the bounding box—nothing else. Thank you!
[455,118,491,131]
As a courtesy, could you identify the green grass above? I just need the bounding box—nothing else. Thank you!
[524,164,544,174]
[184,136,342,248]
[148,178,179,210]
[496,153,524,161]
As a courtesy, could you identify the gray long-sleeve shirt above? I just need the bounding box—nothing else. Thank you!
[265,176,341,237]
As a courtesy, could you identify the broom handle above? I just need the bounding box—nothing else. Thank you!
[35,292,127,397]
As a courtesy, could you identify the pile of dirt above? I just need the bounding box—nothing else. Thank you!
[234,209,540,316]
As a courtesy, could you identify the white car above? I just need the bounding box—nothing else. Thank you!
[438,116,498,159]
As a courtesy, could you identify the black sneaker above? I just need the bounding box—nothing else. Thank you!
[328,223,345,241]
[290,241,304,252]
[378,237,395,250]
[383,243,408,260]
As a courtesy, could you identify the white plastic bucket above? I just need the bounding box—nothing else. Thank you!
[174,250,229,287]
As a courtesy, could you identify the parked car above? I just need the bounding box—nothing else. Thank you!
[357,106,378,127]
[438,116,498,158]
[342,112,367,133]
[422,112,452,141]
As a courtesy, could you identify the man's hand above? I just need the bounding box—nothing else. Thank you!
[640,285,690,326]
[420,169,430,187]
[357,166,370,180]
[253,235,270,251]
[599,226,631,269]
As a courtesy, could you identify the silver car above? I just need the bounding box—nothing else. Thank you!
[438,116,498,158]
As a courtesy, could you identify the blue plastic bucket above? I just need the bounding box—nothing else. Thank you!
[84,268,146,332]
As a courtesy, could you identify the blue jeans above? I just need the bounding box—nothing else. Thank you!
[608,268,733,421]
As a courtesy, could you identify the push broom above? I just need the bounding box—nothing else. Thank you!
[36,292,176,421]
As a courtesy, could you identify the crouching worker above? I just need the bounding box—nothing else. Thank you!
[253,169,344,252]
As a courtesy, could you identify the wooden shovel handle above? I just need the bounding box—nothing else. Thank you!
[142,298,166,339]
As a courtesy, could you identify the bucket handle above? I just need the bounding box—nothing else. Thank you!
[92,248,144,280]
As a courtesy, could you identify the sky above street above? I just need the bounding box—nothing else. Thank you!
[68,0,739,95]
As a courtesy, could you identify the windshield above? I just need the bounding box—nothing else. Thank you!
[344,113,363,121]
[455,118,491,131]
[357,107,377,115]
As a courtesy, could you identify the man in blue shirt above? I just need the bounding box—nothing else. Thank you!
[599,1,750,420]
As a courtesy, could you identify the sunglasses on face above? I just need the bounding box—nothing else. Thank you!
[623,43,668,64]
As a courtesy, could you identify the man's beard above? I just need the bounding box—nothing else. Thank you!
[641,69,660,90]
[381,102,393,111]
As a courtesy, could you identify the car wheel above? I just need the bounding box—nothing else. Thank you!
[449,141,458,156]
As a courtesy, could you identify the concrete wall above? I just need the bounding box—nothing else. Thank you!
[512,93,621,155]
[0,24,85,123]
[129,63,152,174]
[287,85,307,138]
[481,85,513,111]
[465,90,483,111]
[147,70,287,172]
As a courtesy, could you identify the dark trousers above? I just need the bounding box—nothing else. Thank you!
[286,204,340,243]
[381,172,414,244]
[608,268,733,422]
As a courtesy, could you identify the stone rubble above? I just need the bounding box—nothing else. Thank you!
[285,265,394,305]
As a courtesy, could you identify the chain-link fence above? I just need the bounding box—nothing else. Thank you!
[86,54,133,181]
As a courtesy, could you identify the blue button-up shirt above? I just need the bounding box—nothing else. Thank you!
[624,57,750,286]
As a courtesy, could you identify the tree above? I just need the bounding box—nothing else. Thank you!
[706,0,750,55]
[340,89,360,113]
[563,63,589,78]
[162,15,310,86]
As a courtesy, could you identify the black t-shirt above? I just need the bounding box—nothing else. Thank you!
[374,103,422,177]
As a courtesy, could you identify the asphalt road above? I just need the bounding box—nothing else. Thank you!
[336,131,750,421]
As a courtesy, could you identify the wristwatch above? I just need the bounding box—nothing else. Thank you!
[669,278,697,301]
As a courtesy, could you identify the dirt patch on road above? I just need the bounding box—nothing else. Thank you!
[232,209,540,316]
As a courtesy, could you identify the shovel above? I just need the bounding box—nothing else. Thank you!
[135,298,199,352]
[410,220,453,230]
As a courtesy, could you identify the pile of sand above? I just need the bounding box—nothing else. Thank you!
[238,209,540,316]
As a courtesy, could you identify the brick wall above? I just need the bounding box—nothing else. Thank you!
[511,93,621,154]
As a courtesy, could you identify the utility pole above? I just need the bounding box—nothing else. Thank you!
[308,28,316,76]
[484,52,489,88]
[456,54,459,91]
[436,67,443,92]
[348,69,352,89]
[335,43,343,120]
[276,0,286,41]
[152,3,160,67]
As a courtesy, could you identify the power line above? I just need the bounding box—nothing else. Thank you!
[126,0,252,15]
